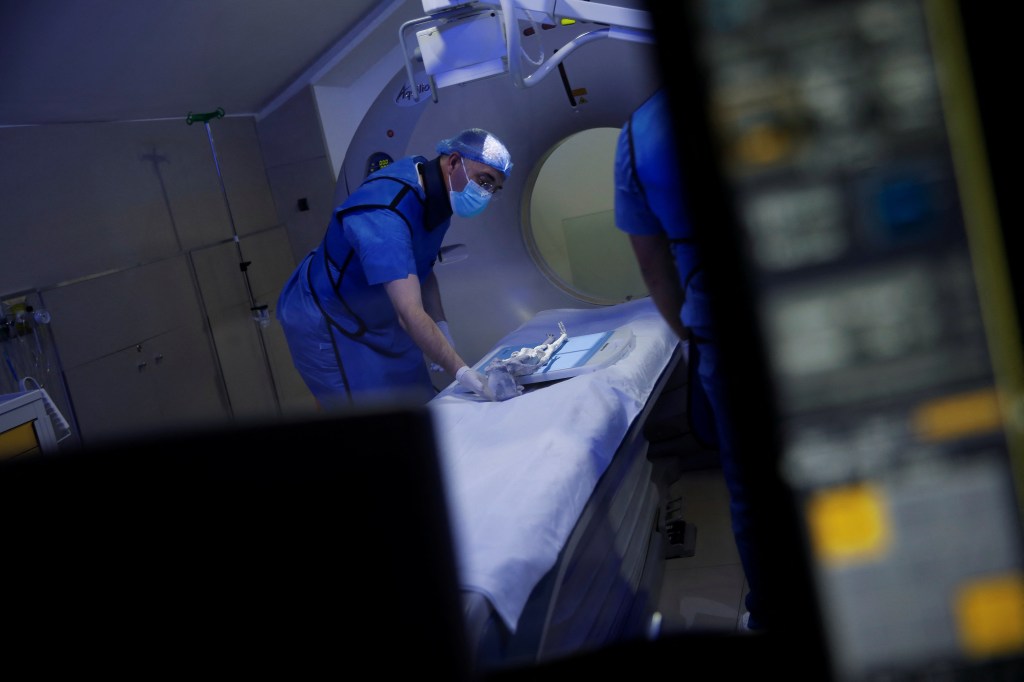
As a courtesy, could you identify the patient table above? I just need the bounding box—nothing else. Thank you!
[428,298,688,671]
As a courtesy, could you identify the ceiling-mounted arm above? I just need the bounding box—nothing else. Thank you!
[399,15,439,104]
[498,0,652,90]
[398,0,654,102]
[399,3,488,104]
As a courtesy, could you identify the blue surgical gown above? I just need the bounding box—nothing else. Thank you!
[276,156,449,408]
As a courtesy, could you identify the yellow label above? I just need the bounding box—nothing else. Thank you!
[806,483,890,565]
[954,573,1024,658]
[912,388,1003,442]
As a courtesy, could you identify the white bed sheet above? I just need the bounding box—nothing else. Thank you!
[428,298,680,633]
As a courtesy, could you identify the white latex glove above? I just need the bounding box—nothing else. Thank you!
[430,320,456,373]
[456,365,496,401]
[485,364,524,401]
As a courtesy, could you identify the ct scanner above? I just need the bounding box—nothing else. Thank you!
[334,0,664,376]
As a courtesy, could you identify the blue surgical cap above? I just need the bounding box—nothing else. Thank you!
[436,128,513,177]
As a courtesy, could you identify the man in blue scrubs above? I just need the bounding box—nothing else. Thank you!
[276,128,512,409]
[614,88,767,631]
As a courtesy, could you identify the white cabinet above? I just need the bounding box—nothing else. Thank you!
[63,325,227,445]
[43,256,230,447]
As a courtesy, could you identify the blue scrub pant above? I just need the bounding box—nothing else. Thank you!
[688,330,765,630]
[277,256,436,410]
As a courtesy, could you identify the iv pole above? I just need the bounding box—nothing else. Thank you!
[186,108,282,415]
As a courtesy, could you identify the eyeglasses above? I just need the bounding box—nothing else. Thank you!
[460,158,501,195]
[476,177,499,195]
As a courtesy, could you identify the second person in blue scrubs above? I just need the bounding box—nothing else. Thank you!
[614,88,768,632]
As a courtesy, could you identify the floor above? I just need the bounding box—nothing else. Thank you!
[654,464,750,635]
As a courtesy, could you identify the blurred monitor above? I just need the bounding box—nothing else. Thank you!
[650,1,1023,680]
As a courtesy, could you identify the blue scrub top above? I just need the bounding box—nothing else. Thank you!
[614,88,713,331]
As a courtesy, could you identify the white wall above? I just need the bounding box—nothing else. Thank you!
[315,42,413,182]
[0,115,309,447]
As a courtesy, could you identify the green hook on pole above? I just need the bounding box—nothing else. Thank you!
[185,107,225,125]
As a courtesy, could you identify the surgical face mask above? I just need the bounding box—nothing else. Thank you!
[448,159,492,218]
